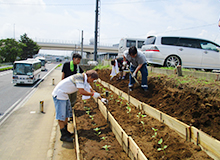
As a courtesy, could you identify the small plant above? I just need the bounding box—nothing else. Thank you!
[157,138,168,155]
[94,127,101,136]
[89,115,94,120]
[140,121,145,131]
[120,101,123,108]
[86,110,90,115]
[126,105,131,117]
[100,136,107,140]
[109,95,114,101]
[137,112,146,123]
[82,99,87,104]
[84,106,90,111]
[102,145,111,151]
[116,99,120,104]
[152,127,158,138]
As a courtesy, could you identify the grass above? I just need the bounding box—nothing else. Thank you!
[93,64,111,70]
[0,67,13,71]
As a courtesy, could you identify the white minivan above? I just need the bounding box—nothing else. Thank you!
[141,36,220,71]
[118,38,145,57]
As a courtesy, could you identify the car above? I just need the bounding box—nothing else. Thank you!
[87,61,98,66]
[141,35,220,71]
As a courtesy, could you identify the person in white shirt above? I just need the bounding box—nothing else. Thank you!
[52,70,100,142]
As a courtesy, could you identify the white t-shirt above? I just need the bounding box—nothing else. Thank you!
[52,73,85,100]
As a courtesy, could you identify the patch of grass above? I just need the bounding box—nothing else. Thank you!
[93,64,111,70]
[0,67,13,71]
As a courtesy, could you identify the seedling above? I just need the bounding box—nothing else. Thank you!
[82,99,87,104]
[140,121,145,131]
[157,138,168,155]
[84,106,90,111]
[100,136,107,140]
[86,110,90,115]
[137,112,141,123]
[116,99,120,104]
[94,127,101,136]
[109,95,114,101]
[89,115,94,120]
[126,106,131,118]
[152,127,158,138]
[102,145,111,151]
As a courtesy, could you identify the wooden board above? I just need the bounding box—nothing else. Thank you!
[98,79,220,160]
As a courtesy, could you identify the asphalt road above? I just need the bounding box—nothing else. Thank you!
[0,62,59,121]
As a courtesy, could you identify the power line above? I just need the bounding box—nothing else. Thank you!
[0,0,164,7]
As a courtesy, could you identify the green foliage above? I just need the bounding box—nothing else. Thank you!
[0,33,40,62]
[93,64,110,70]
[100,136,107,140]
[102,145,111,151]
[137,112,146,123]
[93,127,101,136]
[0,38,24,63]
[19,33,40,60]
[140,121,145,131]
[157,138,168,154]
[0,67,13,71]
[89,115,94,120]
[152,127,158,138]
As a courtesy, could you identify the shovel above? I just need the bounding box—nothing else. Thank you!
[128,69,140,86]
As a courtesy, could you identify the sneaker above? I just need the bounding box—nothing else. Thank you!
[142,88,148,92]
[122,76,125,80]
[129,86,133,91]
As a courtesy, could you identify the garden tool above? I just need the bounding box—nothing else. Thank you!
[128,69,140,86]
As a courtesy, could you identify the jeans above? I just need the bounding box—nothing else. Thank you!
[129,63,148,89]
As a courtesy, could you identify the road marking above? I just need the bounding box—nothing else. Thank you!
[0,65,58,126]
[0,70,12,77]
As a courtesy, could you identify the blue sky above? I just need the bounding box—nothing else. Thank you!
[0,0,220,55]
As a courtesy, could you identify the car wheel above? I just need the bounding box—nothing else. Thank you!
[164,55,181,67]
[204,69,213,72]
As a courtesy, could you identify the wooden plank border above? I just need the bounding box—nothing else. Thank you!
[96,98,148,160]
[98,78,220,160]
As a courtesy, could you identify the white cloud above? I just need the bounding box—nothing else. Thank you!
[0,0,220,50]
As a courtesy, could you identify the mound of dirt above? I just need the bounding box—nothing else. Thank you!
[96,69,220,141]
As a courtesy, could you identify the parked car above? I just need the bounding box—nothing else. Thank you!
[141,35,220,71]
[87,61,98,66]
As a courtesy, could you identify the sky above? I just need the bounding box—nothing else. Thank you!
[0,0,220,56]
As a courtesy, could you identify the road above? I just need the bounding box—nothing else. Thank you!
[0,62,59,122]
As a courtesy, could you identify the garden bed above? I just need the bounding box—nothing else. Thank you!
[89,81,212,160]
[96,69,220,142]
[74,95,130,160]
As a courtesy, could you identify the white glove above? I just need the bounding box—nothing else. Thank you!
[93,92,100,98]
[132,72,136,78]
[122,61,127,66]
[101,98,108,104]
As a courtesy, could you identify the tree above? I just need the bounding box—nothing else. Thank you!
[19,33,41,60]
[0,38,25,63]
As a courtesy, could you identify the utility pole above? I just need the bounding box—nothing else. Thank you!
[94,0,100,61]
[81,30,83,58]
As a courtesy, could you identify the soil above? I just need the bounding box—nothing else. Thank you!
[96,69,220,141]
[72,69,217,160]
[74,95,130,160]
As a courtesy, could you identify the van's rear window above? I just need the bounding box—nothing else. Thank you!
[161,37,179,45]
[144,36,156,45]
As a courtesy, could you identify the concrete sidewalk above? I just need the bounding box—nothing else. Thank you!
[0,68,75,160]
